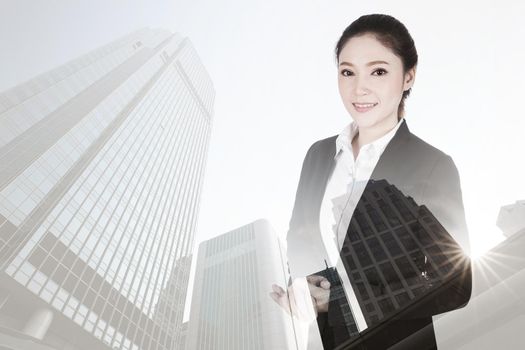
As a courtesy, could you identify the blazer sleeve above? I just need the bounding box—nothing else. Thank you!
[287,142,316,236]
[422,154,470,255]
[410,154,472,318]
[286,142,315,279]
[286,140,332,278]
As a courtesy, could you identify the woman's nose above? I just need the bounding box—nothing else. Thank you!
[353,77,370,96]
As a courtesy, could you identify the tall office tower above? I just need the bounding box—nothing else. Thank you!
[0,28,214,350]
[335,180,466,326]
[186,219,298,350]
[496,200,525,237]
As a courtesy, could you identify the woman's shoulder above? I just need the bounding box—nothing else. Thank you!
[399,123,453,164]
[372,122,458,183]
[310,134,338,148]
[305,134,338,157]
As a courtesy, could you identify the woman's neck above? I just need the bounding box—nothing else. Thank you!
[351,117,401,158]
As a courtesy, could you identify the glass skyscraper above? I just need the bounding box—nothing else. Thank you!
[186,220,298,350]
[0,28,214,350]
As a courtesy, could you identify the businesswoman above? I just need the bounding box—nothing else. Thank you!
[271,14,472,350]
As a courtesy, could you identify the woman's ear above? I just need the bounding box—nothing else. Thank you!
[404,66,417,91]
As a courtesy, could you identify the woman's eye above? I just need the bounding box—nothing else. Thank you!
[373,68,387,76]
[341,69,353,77]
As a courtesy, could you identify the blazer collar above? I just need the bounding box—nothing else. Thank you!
[314,119,411,214]
[324,118,411,187]
[370,118,411,180]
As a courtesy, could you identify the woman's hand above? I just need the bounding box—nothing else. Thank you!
[269,275,331,321]
[306,275,331,313]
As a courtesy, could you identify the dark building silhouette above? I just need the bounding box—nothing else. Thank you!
[339,179,464,327]
[317,179,470,349]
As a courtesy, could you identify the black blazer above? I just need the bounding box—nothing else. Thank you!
[286,119,472,349]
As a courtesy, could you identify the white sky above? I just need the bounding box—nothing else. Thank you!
[2,0,525,319]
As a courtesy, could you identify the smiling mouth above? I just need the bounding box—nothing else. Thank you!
[353,103,378,112]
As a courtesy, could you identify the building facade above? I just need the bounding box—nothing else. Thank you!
[497,200,525,238]
[337,179,466,326]
[0,28,214,350]
[186,219,298,350]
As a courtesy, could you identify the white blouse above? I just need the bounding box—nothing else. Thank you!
[318,117,404,331]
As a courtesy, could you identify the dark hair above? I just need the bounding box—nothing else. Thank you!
[335,14,418,119]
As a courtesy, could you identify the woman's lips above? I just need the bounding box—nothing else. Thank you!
[353,102,378,113]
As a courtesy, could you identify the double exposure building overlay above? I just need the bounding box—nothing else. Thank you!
[0,28,214,350]
[332,179,465,332]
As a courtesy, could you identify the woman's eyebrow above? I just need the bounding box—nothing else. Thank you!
[339,60,390,67]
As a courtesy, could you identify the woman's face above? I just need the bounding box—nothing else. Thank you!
[337,33,416,132]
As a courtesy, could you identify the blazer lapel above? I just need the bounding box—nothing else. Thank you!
[311,137,338,225]
[370,119,411,182]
